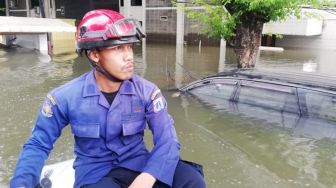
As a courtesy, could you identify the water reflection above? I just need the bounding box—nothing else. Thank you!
[302,61,318,73]
[175,43,184,88]
[257,48,336,76]
[218,39,226,72]
[0,42,336,187]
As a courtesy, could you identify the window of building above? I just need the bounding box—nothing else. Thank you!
[160,16,168,21]
[31,0,39,7]
[131,0,142,6]
[120,0,142,6]
[0,0,5,16]
[8,0,27,10]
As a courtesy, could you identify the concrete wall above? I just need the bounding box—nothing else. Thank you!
[147,0,173,7]
[146,0,176,35]
[120,6,144,22]
[263,19,323,36]
[145,1,218,45]
[52,19,76,54]
[276,20,336,50]
[146,9,177,34]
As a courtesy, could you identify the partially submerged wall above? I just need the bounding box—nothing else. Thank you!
[276,20,336,50]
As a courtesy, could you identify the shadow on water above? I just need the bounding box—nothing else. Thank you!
[0,42,336,187]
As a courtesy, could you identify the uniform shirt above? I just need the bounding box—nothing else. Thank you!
[10,70,180,188]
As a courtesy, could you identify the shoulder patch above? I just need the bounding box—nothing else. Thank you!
[153,97,164,113]
[47,94,56,105]
[151,89,161,100]
[41,100,53,118]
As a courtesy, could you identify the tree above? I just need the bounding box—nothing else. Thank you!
[185,0,321,68]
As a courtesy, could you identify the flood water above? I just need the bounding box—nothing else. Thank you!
[0,43,336,188]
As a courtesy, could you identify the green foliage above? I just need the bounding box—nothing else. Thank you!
[181,0,323,40]
[186,1,236,39]
[321,1,336,7]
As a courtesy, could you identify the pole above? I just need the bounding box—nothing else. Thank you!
[39,0,46,18]
[39,0,52,54]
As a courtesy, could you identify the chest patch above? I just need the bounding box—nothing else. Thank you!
[132,99,144,113]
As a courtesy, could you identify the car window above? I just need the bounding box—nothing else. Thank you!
[303,90,336,122]
[189,83,236,101]
[238,81,298,113]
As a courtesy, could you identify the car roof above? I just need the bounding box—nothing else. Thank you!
[181,69,336,94]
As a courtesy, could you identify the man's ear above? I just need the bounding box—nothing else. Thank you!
[88,50,100,63]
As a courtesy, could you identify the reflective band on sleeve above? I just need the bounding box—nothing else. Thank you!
[47,94,56,105]
[151,89,161,100]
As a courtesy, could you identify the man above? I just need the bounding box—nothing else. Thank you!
[10,9,205,188]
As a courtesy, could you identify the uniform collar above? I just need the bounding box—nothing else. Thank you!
[119,79,136,95]
[83,70,136,97]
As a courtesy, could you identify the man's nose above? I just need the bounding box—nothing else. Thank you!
[123,46,133,62]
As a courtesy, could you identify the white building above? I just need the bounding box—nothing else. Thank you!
[263,8,336,50]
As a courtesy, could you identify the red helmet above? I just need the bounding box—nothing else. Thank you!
[76,9,146,51]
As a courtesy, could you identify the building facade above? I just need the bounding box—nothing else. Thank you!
[0,1,335,49]
[0,0,218,45]
[0,0,119,19]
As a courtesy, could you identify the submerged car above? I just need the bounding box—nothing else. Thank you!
[180,69,336,140]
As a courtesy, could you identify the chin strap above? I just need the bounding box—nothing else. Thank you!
[85,50,123,83]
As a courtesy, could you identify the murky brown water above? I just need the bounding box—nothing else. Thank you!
[0,43,336,187]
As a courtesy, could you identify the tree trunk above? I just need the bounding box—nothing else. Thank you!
[234,20,263,68]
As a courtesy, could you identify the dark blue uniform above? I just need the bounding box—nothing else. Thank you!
[11,70,195,188]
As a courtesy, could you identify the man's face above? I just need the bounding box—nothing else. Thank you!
[95,44,134,81]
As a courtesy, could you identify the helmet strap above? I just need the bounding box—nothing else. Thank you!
[85,51,123,83]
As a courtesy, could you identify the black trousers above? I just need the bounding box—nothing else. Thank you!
[82,160,206,188]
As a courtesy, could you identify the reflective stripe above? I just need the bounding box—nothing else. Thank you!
[47,94,56,105]
[82,30,106,39]
[151,89,161,100]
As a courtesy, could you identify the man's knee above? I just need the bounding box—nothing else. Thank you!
[186,175,205,188]
[173,160,206,188]
[187,169,206,188]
